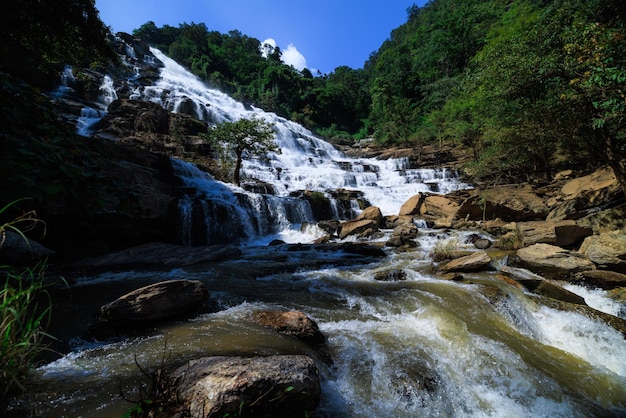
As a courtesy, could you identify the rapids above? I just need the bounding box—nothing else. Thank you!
[22,43,626,417]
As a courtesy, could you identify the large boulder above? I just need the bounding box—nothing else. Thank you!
[339,219,378,239]
[420,195,461,221]
[438,251,492,273]
[97,279,208,324]
[399,194,425,216]
[170,355,321,418]
[574,270,626,290]
[253,311,326,345]
[0,231,55,265]
[499,265,586,305]
[457,185,549,222]
[578,232,626,273]
[511,243,596,280]
[516,220,592,247]
[355,206,383,226]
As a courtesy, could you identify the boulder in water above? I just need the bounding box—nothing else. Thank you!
[511,243,596,280]
[573,270,626,290]
[252,310,326,345]
[339,219,378,239]
[170,355,321,418]
[97,279,208,324]
[438,250,492,272]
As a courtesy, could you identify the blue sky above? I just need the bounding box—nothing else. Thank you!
[95,1,426,74]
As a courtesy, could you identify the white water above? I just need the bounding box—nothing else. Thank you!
[127,48,467,243]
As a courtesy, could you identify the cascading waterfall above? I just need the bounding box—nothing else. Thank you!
[129,48,469,243]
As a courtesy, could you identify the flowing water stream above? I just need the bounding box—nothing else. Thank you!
[23,44,626,417]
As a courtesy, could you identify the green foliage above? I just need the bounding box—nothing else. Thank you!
[0,202,54,400]
[0,0,116,87]
[204,118,279,186]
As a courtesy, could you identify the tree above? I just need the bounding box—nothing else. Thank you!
[204,118,280,186]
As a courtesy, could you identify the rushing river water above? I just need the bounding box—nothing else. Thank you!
[24,40,626,417]
[25,232,626,418]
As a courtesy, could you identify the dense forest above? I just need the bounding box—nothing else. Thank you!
[133,0,625,188]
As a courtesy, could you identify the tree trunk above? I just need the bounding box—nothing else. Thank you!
[234,151,243,187]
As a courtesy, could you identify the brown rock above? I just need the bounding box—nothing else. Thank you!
[399,194,424,216]
[98,279,208,323]
[382,215,414,229]
[579,232,626,273]
[512,244,596,280]
[516,220,592,247]
[253,311,326,344]
[171,355,320,418]
[339,219,378,239]
[420,195,460,220]
[574,270,626,290]
[457,185,549,222]
[355,206,383,226]
[439,251,492,272]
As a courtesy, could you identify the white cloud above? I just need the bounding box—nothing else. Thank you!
[282,43,307,71]
[260,38,308,71]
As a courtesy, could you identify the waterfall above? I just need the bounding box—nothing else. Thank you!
[132,47,468,242]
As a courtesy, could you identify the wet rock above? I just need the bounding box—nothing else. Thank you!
[382,215,415,229]
[374,269,407,281]
[511,243,596,280]
[573,270,626,290]
[341,242,386,257]
[438,251,492,272]
[170,355,321,418]
[339,219,378,239]
[0,231,55,265]
[393,222,419,240]
[97,279,208,323]
[465,233,492,249]
[253,310,326,345]
[72,243,242,269]
[579,232,626,273]
[355,206,383,227]
[317,219,341,235]
[499,265,586,304]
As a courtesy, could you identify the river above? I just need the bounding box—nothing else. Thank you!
[20,40,626,417]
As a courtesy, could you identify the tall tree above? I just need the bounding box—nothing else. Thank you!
[204,118,279,186]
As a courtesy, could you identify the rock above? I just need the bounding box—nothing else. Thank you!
[72,243,242,269]
[438,251,492,272]
[579,232,626,273]
[498,265,586,304]
[382,215,415,229]
[573,270,626,290]
[516,220,592,247]
[355,206,383,227]
[457,185,549,222]
[420,195,461,220]
[170,355,321,418]
[547,167,623,221]
[465,233,492,249]
[341,242,386,257]
[0,231,55,265]
[253,311,326,344]
[374,269,407,281]
[511,243,596,280]
[399,194,425,216]
[577,202,626,234]
[317,219,341,235]
[339,219,378,239]
[97,279,208,323]
[393,222,419,240]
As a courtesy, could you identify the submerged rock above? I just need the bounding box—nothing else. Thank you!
[253,310,326,345]
[170,355,321,418]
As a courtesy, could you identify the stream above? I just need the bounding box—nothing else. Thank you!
[22,39,626,417]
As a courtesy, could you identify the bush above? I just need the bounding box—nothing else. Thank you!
[0,201,53,401]
[429,237,459,262]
